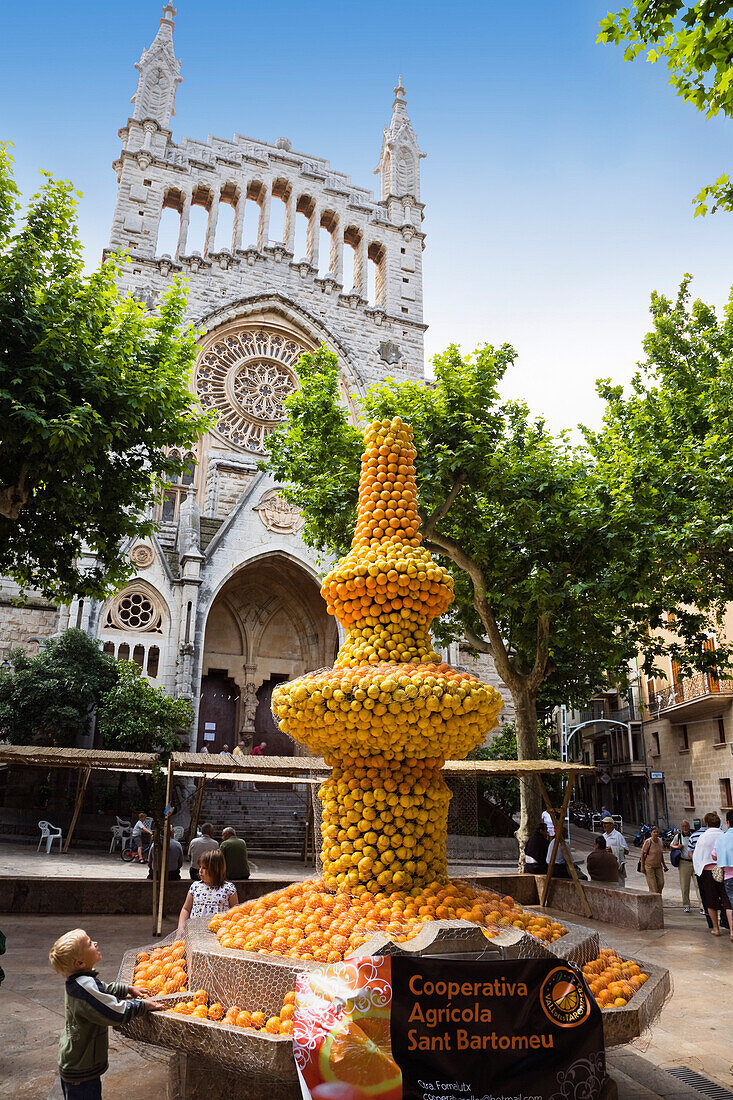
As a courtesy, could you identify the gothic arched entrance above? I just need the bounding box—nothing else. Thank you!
[197,555,338,754]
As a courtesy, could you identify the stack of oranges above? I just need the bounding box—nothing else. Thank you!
[319,418,452,669]
[209,877,566,962]
[319,757,450,893]
[133,940,187,995]
[169,988,295,1035]
[582,948,649,1008]
[272,419,504,896]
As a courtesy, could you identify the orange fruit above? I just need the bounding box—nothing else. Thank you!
[318,1020,402,1097]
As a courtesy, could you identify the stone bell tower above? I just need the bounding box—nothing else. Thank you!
[375,76,425,203]
[131,2,181,129]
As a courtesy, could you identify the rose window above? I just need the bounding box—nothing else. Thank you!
[104,588,163,633]
[232,361,294,421]
[195,328,303,453]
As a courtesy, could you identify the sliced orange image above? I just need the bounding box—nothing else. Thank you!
[353,1013,391,1052]
[551,980,580,1012]
[319,1020,402,1099]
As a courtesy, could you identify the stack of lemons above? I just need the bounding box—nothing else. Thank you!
[272,418,503,894]
[319,756,450,893]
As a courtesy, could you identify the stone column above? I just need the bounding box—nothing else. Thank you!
[307,207,320,269]
[331,228,343,284]
[205,196,219,255]
[233,196,245,252]
[285,193,296,253]
[258,189,271,251]
[355,233,367,297]
[176,194,190,258]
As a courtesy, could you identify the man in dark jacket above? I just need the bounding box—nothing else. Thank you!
[586,835,620,884]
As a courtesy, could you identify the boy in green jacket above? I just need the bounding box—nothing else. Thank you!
[49,928,164,1098]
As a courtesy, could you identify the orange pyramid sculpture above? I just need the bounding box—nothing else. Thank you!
[273,418,503,893]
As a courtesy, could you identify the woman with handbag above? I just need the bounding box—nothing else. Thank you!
[692,812,732,936]
[640,825,668,894]
[670,820,702,913]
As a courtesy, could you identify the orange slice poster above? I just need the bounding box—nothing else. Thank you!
[294,956,606,1100]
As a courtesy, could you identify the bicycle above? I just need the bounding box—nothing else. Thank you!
[121,837,152,863]
[121,823,153,863]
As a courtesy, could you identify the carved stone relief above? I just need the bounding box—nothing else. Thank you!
[254,489,304,534]
[130,544,155,569]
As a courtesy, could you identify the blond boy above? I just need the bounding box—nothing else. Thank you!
[49,928,163,1098]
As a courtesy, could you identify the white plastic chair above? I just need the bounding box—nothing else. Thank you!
[37,820,63,853]
[109,824,127,852]
[172,826,185,841]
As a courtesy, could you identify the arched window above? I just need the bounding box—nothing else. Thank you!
[243,181,266,249]
[318,210,338,278]
[156,188,184,257]
[187,185,213,255]
[160,449,196,522]
[270,179,290,245]
[213,184,238,252]
[367,241,386,306]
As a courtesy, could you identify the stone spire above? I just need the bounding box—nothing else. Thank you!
[131,3,181,129]
[375,75,425,201]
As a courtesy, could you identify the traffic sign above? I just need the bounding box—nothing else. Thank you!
[650,771,664,780]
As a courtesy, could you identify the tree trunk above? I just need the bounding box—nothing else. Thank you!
[511,687,541,871]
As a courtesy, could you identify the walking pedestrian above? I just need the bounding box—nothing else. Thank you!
[670,819,702,913]
[220,827,250,880]
[693,812,732,936]
[525,823,549,874]
[712,809,733,942]
[640,825,668,893]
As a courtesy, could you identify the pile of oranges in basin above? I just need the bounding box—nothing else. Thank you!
[209,877,567,962]
[170,988,295,1034]
[582,948,650,1008]
[133,940,187,995]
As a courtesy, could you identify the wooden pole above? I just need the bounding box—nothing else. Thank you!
[302,797,314,867]
[187,777,206,847]
[156,759,175,937]
[63,767,91,853]
[536,774,591,918]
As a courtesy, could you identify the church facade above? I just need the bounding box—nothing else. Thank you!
[2,5,512,750]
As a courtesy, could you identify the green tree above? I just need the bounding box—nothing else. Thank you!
[585,276,733,678]
[597,2,733,214]
[97,660,193,757]
[0,146,209,600]
[0,629,117,745]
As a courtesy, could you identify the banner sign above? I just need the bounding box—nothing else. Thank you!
[294,955,606,1100]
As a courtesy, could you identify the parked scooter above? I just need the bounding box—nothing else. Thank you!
[634,823,676,848]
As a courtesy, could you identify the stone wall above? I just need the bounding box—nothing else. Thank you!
[0,580,60,659]
[643,707,733,824]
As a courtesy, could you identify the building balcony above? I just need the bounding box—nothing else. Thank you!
[647,672,733,721]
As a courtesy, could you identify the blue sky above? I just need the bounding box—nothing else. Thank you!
[3,0,733,430]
